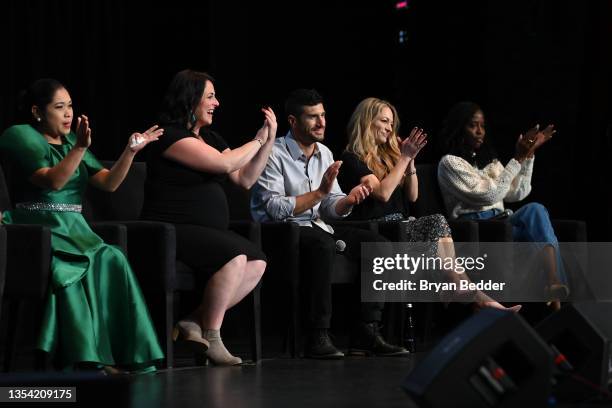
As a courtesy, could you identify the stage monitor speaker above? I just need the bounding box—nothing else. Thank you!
[536,301,612,400]
[402,308,553,408]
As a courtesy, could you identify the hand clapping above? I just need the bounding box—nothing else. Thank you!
[399,127,428,159]
[261,106,277,143]
[75,115,92,148]
[516,124,555,161]
[128,125,164,153]
[530,124,555,152]
[318,161,342,195]
[346,183,372,206]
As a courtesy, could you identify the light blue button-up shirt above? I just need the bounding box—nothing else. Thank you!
[250,131,348,230]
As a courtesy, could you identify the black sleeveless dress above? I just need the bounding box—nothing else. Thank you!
[141,124,265,275]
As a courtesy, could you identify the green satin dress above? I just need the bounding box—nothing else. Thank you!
[0,124,164,370]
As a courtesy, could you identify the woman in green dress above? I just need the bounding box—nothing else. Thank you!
[0,78,165,372]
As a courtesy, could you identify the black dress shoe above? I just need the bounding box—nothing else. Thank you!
[349,322,410,357]
[305,329,344,359]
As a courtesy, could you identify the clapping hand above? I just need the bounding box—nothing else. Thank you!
[262,107,277,142]
[530,124,555,151]
[346,183,372,206]
[128,125,164,153]
[399,127,428,159]
[75,115,92,148]
[318,161,342,195]
[516,124,555,161]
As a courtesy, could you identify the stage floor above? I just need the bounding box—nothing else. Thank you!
[130,356,421,408]
[1,354,607,407]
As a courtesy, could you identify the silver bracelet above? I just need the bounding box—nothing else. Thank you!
[406,170,416,176]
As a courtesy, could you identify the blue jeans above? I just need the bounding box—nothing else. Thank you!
[460,203,566,284]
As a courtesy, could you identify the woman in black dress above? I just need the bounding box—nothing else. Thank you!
[142,70,276,365]
[339,97,519,311]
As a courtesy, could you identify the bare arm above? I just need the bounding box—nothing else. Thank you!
[228,107,278,189]
[164,136,262,175]
[361,127,426,203]
[293,190,326,215]
[30,115,90,191]
[364,155,411,202]
[403,158,418,202]
[89,125,164,192]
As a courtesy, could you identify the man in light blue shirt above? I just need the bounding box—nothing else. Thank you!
[251,89,408,359]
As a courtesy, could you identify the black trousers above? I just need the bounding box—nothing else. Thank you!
[298,223,388,329]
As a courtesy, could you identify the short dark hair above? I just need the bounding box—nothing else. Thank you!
[284,88,324,118]
[159,69,215,128]
[18,78,65,125]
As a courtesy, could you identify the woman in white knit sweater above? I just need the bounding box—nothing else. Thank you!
[437,101,567,309]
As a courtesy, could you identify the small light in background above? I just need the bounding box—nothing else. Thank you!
[398,30,408,44]
[395,1,410,10]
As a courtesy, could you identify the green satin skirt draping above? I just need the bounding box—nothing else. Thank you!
[2,208,164,370]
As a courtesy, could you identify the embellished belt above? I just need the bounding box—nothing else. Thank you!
[16,202,82,213]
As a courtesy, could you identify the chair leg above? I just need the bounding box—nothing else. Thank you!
[165,292,174,368]
[3,300,21,372]
[250,283,262,362]
[283,291,300,358]
[291,286,300,358]
[34,350,48,371]
[423,302,435,346]
[384,304,400,344]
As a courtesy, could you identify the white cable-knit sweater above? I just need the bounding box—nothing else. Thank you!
[437,154,534,219]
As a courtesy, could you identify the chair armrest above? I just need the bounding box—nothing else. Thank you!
[375,220,403,241]
[552,219,587,242]
[90,221,127,253]
[120,221,177,292]
[475,219,513,242]
[357,218,478,242]
[448,220,479,242]
[328,220,379,234]
[3,224,52,299]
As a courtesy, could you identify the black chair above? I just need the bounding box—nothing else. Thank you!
[0,162,126,372]
[84,160,262,366]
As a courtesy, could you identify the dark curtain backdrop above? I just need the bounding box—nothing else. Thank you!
[1,0,610,239]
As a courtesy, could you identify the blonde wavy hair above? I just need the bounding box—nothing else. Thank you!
[345,97,401,180]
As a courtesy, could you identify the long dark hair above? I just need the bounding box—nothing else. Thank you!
[17,78,65,126]
[158,69,214,131]
[437,101,497,168]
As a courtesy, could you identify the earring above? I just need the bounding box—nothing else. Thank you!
[36,117,41,122]
[190,112,196,124]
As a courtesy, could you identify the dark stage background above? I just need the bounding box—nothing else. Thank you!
[1,0,610,240]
